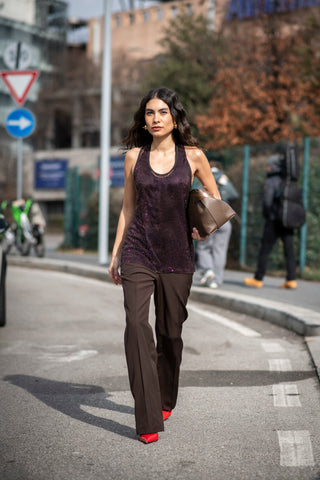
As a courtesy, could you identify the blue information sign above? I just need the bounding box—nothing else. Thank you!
[110,156,125,187]
[35,159,68,189]
[5,108,35,138]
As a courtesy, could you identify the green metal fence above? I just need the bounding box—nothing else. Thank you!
[63,167,96,249]
[63,165,122,252]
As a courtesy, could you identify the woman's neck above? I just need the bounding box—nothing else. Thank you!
[150,134,175,153]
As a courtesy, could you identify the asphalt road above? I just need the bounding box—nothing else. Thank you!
[1,266,320,480]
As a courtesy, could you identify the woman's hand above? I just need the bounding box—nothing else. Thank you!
[108,256,122,285]
[191,227,208,242]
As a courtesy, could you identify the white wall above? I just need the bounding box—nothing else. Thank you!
[0,0,36,26]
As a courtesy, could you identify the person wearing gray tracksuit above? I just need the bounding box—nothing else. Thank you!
[196,162,239,288]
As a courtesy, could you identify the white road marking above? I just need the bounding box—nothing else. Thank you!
[188,304,261,337]
[277,431,315,466]
[268,359,293,372]
[261,342,285,353]
[40,349,98,362]
[272,384,301,407]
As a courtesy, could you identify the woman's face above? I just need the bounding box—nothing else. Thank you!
[144,98,175,137]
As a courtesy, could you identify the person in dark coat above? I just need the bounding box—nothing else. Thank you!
[244,154,297,289]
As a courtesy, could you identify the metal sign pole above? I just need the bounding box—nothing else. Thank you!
[1,42,37,202]
[17,137,23,199]
[98,0,112,265]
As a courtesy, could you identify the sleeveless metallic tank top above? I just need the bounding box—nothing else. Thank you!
[121,144,195,273]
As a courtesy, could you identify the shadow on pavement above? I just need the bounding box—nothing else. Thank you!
[4,375,136,440]
[4,368,314,403]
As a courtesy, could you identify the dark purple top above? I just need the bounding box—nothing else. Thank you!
[121,144,195,274]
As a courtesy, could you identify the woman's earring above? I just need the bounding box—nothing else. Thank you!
[173,122,177,129]
[143,125,148,130]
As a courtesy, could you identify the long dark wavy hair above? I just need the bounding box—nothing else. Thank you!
[123,87,200,150]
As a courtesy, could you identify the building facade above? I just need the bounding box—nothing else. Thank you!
[87,0,217,64]
[0,0,68,196]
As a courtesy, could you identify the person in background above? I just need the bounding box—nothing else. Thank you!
[30,201,46,229]
[244,154,297,289]
[108,87,220,444]
[196,161,239,288]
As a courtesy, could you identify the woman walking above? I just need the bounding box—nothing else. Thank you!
[109,87,220,444]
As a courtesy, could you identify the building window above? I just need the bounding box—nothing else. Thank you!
[157,8,163,20]
[171,6,177,18]
[116,15,121,27]
[129,13,135,25]
[186,4,193,15]
[142,10,149,23]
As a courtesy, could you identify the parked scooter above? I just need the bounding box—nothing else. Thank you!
[0,199,45,257]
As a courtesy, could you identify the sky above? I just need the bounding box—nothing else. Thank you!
[65,0,159,43]
[65,1,159,19]
[65,0,103,18]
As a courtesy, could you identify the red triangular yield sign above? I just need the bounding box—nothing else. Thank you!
[0,70,39,106]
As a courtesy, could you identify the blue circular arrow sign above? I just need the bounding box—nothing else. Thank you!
[5,108,35,138]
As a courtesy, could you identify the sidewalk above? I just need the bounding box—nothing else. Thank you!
[6,232,320,381]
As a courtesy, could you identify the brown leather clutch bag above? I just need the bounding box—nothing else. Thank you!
[188,188,236,237]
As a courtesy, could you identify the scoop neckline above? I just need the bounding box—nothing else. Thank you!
[147,145,177,177]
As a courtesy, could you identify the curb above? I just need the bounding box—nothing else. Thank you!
[190,287,320,337]
[8,256,109,282]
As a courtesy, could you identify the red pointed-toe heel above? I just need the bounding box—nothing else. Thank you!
[139,433,159,444]
[162,410,171,421]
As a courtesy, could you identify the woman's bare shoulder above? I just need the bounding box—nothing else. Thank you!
[125,147,141,170]
[184,146,206,163]
[125,147,141,161]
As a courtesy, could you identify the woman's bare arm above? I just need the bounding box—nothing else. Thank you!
[108,148,139,284]
[186,147,221,241]
[186,147,221,198]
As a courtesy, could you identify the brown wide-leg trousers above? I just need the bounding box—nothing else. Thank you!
[121,263,193,435]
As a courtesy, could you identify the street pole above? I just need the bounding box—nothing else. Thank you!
[17,137,23,199]
[299,137,310,274]
[98,0,112,265]
[239,145,250,267]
